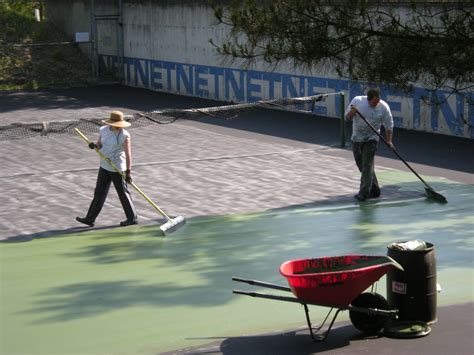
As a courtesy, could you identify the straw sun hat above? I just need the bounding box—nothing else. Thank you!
[102,111,131,128]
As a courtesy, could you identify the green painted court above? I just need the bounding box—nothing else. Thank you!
[2,171,473,354]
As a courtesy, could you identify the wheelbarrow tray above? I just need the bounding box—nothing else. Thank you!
[280,255,403,306]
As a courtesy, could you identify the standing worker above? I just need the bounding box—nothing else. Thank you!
[345,88,394,202]
[76,111,138,227]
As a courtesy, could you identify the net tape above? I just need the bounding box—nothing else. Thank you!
[0,93,334,141]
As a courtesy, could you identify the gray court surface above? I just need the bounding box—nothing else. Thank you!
[1,85,473,354]
[1,85,472,241]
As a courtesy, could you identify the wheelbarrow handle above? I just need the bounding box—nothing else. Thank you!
[232,277,291,292]
[233,290,302,303]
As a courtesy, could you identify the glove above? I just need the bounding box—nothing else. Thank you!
[88,142,97,149]
[125,170,132,184]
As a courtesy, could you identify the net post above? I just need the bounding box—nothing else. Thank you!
[339,92,346,147]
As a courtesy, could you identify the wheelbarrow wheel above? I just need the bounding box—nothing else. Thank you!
[349,292,390,334]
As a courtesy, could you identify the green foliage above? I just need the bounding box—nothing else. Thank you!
[0,1,92,90]
[210,0,473,95]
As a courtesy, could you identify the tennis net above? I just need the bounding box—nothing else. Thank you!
[0,93,344,141]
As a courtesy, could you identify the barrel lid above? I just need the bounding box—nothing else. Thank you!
[383,320,431,338]
[387,240,434,252]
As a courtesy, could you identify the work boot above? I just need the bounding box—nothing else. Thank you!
[369,191,381,198]
[76,217,94,227]
[354,193,367,202]
[120,219,138,227]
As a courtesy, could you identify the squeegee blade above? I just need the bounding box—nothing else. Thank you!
[159,216,186,234]
[425,187,447,204]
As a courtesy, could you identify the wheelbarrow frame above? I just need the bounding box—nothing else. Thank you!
[232,277,398,341]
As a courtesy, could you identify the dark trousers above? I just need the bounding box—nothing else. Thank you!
[352,140,381,198]
[86,167,137,222]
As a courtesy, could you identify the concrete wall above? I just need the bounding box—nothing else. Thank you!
[46,0,473,139]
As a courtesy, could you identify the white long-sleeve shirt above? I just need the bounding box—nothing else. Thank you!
[345,95,393,142]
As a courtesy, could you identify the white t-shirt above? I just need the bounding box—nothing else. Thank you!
[98,126,130,172]
[345,95,394,142]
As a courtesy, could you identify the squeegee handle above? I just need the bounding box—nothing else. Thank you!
[128,181,173,222]
[74,128,173,222]
[354,110,433,190]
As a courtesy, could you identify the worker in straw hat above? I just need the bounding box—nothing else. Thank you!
[76,111,138,227]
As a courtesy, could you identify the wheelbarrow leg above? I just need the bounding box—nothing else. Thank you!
[321,308,343,341]
[303,304,316,340]
[303,304,343,341]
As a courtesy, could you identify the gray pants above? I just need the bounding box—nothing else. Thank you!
[352,140,381,198]
[86,167,137,222]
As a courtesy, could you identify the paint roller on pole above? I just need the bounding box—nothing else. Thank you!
[74,128,186,234]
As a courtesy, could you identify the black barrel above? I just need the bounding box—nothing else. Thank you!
[386,242,437,324]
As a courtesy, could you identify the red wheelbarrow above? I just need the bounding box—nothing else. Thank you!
[233,255,404,341]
